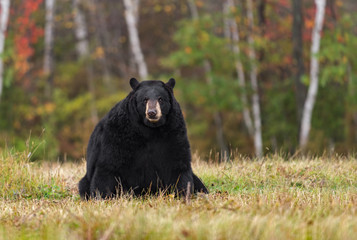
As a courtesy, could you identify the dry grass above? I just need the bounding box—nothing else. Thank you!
[1,150,357,239]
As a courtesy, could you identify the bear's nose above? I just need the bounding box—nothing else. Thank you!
[147,109,157,118]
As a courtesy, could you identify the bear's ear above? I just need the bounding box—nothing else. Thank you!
[130,78,139,90]
[166,78,175,89]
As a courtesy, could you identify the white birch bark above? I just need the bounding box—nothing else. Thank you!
[225,0,254,136]
[73,0,98,124]
[44,0,55,74]
[73,0,89,56]
[299,0,326,148]
[0,0,10,99]
[187,0,199,20]
[247,0,263,158]
[44,0,56,97]
[123,0,148,79]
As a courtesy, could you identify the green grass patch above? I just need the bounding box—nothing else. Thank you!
[1,150,357,239]
[0,149,71,200]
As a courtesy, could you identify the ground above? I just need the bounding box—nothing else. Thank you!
[1,151,357,239]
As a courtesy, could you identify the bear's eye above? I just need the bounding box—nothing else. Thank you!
[158,97,163,103]
[143,98,148,104]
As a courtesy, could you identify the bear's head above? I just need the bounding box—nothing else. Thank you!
[130,78,176,128]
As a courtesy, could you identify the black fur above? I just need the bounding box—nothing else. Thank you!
[79,78,208,199]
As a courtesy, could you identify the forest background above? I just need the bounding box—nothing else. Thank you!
[0,0,356,161]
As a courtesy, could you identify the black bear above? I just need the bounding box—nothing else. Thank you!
[79,78,208,199]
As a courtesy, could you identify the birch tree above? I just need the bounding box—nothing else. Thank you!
[188,0,229,160]
[299,0,326,149]
[44,0,56,98]
[224,0,254,136]
[0,0,10,99]
[73,0,98,124]
[73,0,88,57]
[247,0,263,157]
[123,0,148,79]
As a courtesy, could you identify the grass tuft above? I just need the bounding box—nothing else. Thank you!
[0,149,72,200]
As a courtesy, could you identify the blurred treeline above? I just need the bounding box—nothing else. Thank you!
[0,0,357,161]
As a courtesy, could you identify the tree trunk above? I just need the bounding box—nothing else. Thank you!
[299,0,326,149]
[223,3,231,44]
[188,0,229,161]
[203,61,229,161]
[327,0,337,23]
[88,0,113,91]
[257,0,266,26]
[44,0,56,98]
[291,0,306,122]
[187,0,199,19]
[73,0,89,56]
[247,0,263,158]
[123,0,148,79]
[73,0,98,125]
[0,0,10,99]
[224,0,254,136]
[347,63,357,146]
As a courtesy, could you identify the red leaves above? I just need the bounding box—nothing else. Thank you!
[24,0,42,13]
[15,36,34,58]
[13,0,44,77]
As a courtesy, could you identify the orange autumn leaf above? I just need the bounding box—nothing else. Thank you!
[185,47,192,54]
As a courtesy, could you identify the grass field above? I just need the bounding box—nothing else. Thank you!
[1,150,357,240]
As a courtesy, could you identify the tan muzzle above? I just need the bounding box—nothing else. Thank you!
[145,100,162,122]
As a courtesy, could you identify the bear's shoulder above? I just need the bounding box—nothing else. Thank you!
[102,96,132,125]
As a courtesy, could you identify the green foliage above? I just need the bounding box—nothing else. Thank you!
[50,88,128,160]
[312,13,357,152]
[263,81,298,152]
[164,15,234,73]
[310,83,347,153]
[53,90,92,123]
[162,14,250,153]
[179,76,243,113]
[320,18,357,86]
[2,25,16,89]
[96,92,129,115]
[320,14,357,87]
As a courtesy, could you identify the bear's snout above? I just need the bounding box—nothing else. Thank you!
[145,99,162,122]
[147,109,157,118]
